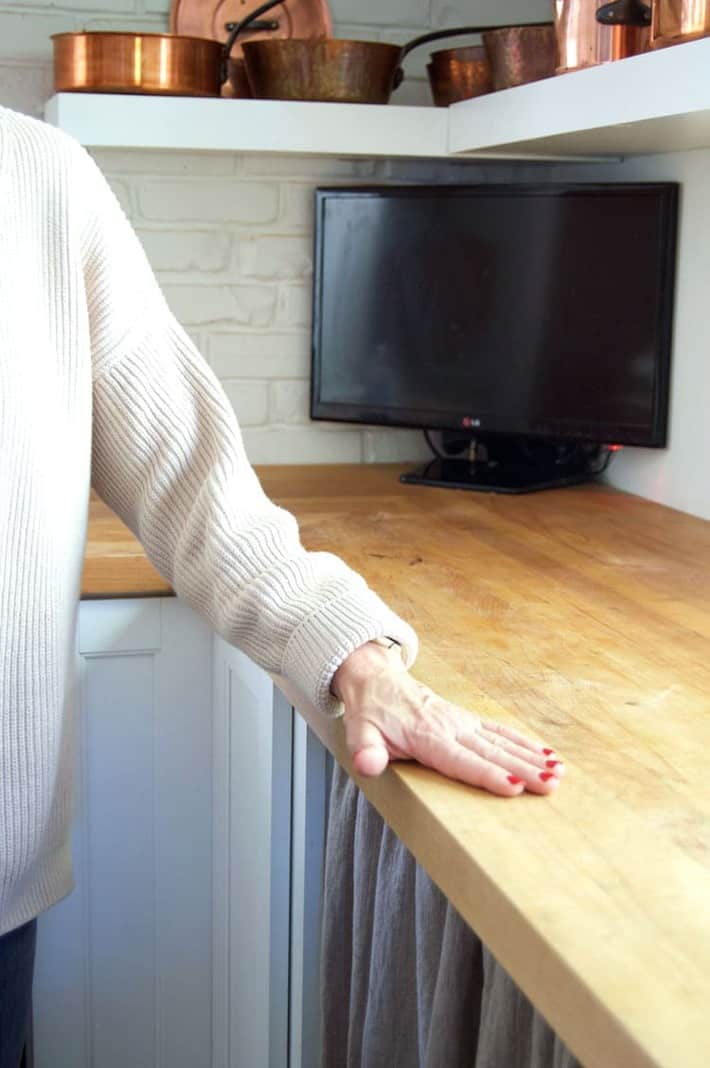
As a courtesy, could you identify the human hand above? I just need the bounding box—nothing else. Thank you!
[331,642,564,797]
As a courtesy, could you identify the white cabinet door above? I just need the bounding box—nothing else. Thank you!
[211,634,293,1068]
[289,716,329,1068]
[32,598,327,1068]
[33,598,214,1068]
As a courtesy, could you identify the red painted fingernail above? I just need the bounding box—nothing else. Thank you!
[539,771,556,782]
[546,760,561,769]
[507,775,523,785]
[543,748,555,756]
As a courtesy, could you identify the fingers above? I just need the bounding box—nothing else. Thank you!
[477,727,565,777]
[480,718,555,758]
[413,732,528,797]
[340,677,564,798]
[456,725,564,794]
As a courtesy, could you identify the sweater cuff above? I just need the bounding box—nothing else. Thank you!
[280,591,419,718]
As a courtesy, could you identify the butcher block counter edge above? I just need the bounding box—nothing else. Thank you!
[82,464,710,1068]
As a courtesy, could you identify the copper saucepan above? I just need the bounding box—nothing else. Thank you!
[554,0,651,73]
[651,0,710,48]
[52,12,279,96]
[427,46,492,107]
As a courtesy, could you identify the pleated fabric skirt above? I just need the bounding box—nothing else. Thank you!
[321,762,582,1068]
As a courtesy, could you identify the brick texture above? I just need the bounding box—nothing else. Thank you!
[2,0,541,463]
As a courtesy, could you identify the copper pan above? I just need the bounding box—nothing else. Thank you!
[427,46,492,107]
[482,24,558,89]
[52,31,225,95]
[651,0,710,48]
[553,0,650,74]
[239,38,403,104]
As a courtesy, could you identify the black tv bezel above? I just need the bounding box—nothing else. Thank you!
[310,182,678,449]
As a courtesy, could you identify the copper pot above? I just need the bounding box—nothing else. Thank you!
[240,38,404,104]
[226,58,253,98]
[554,0,650,73]
[482,24,558,89]
[52,31,225,96]
[427,45,492,107]
[651,0,710,48]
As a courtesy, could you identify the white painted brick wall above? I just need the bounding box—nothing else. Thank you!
[93,147,237,175]
[242,426,363,464]
[222,379,270,426]
[1,0,551,464]
[139,178,280,223]
[163,281,277,326]
[236,236,313,280]
[137,229,232,272]
[208,332,310,379]
[271,380,310,424]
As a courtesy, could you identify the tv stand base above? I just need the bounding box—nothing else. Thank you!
[400,455,594,495]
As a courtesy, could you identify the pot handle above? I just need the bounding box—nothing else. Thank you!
[221,0,285,83]
[398,21,554,61]
[596,0,651,27]
[393,21,554,91]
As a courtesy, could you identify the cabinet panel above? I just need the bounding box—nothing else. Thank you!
[34,599,213,1068]
[211,637,292,1068]
[289,716,329,1068]
[77,597,161,654]
[33,599,328,1068]
[83,653,158,1067]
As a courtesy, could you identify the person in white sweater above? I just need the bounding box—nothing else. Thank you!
[0,105,563,1064]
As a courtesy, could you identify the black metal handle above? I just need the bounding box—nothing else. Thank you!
[221,0,286,84]
[392,20,553,97]
[398,21,554,61]
[596,0,651,27]
[224,19,280,33]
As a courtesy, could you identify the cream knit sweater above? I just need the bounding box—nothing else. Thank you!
[0,106,417,937]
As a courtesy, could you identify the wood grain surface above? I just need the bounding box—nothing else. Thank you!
[82,493,171,597]
[84,465,710,1068]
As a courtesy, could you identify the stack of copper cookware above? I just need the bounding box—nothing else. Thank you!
[52,0,334,98]
[554,0,710,74]
[427,24,558,107]
[52,0,710,100]
[52,0,559,105]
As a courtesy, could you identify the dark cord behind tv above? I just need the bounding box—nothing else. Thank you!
[310,182,678,493]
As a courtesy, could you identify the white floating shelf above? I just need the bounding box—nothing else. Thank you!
[449,36,710,158]
[45,37,710,162]
[44,93,450,159]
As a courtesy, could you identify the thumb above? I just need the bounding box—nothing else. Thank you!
[342,714,390,777]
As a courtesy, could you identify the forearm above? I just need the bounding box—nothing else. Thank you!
[91,311,417,716]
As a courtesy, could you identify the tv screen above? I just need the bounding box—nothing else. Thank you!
[311,184,677,458]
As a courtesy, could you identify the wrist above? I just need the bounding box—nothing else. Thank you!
[331,638,405,702]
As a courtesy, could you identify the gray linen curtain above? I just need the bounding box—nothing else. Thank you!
[321,762,582,1068]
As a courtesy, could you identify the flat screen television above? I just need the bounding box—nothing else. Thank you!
[311,183,678,493]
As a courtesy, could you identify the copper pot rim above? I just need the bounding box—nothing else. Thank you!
[651,27,710,47]
[482,23,556,40]
[240,37,403,56]
[51,30,221,46]
[429,44,487,63]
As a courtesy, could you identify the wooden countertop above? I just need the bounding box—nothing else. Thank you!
[83,492,172,597]
[84,465,710,1068]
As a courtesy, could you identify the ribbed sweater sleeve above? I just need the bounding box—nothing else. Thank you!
[77,147,418,717]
